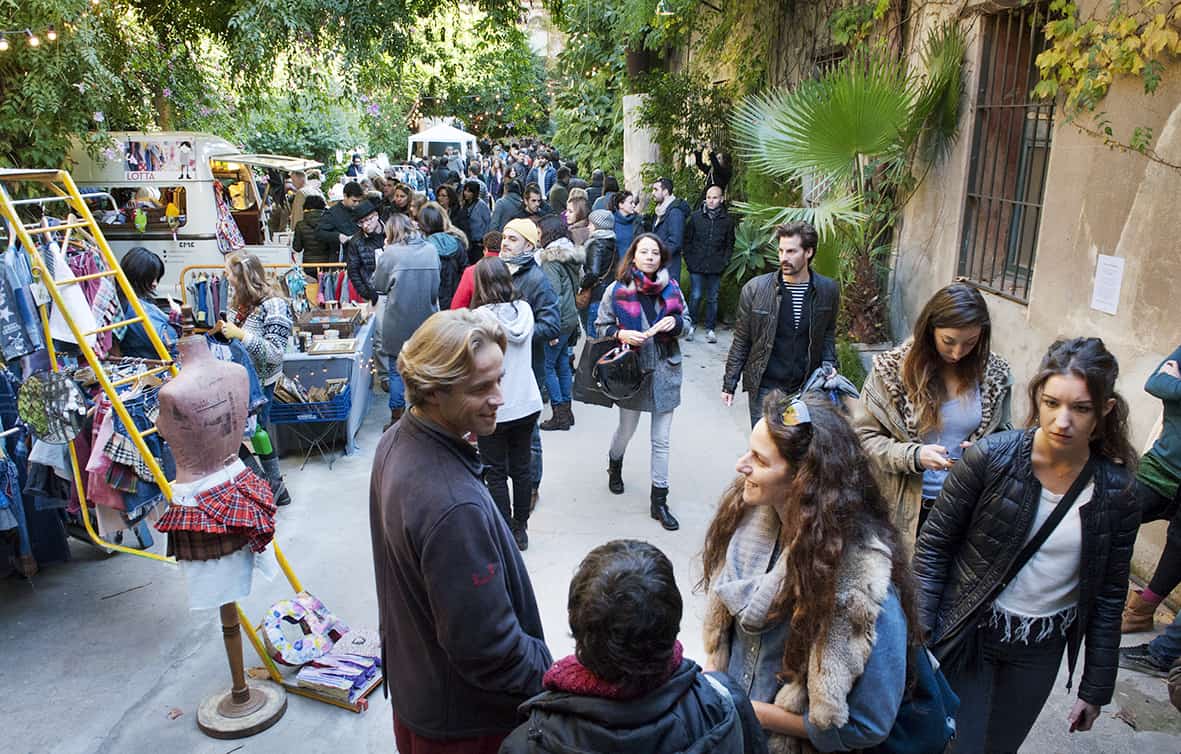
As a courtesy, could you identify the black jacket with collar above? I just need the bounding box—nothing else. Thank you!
[683,205,736,275]
[722,269,838,395]
[343,231,383,304]
[913,429,1139,706]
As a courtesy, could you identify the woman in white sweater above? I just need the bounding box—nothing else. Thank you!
[472,257,542,551]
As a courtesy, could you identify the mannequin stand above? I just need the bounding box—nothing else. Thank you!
[196,603,287,739]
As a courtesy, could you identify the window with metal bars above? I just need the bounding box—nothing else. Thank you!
[958,4,1052,303]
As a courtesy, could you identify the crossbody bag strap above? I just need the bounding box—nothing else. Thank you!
[996,455,1097,595]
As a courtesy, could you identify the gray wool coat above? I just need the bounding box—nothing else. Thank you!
[594,282,683,414]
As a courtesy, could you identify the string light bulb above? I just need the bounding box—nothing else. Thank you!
[26,30,40,47]
[0,36,8,52]
[46,25,57,42]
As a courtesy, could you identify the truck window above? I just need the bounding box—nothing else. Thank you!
[89,186,188,231]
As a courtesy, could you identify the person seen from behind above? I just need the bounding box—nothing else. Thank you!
[536,214,584,432]
[502,539,767,754]
[373,213,440,427]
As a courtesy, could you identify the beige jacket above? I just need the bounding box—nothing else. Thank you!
[851,341,1013,553]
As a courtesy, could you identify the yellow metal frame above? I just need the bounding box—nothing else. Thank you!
[0,170,373,712]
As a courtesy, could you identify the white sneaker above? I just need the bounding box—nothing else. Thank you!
[684,322,695,341]
[706,330,717,343]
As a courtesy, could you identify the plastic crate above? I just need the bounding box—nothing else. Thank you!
[270,385,352,424]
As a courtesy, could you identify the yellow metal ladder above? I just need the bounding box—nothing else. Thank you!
[0,170,357,710]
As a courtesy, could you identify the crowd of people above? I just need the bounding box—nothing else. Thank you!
[240,138,1177,753]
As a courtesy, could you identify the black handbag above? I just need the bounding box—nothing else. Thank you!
[593,344,647,402]
[572,336,617,408]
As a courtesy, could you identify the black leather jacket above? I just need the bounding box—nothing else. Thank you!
[913,429,1139,706]
[579,234,618,304]
[722,270,838,395]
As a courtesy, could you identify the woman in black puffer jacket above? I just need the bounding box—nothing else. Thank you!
[913,337,1140,753]
[578,209,617,337]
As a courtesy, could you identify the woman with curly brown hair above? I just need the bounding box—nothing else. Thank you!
[700,391,919,751]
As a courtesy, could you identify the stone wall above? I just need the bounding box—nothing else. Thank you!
[893,0,1181,584]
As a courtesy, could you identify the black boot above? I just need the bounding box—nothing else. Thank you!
[259,451,292,506]
[650,486,679,531]
[608,457,624,495]
[540,403,569,431]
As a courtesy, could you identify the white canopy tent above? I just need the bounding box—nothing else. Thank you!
[406,124,478,161]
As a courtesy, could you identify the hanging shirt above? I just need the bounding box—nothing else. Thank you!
[43,241,98,348]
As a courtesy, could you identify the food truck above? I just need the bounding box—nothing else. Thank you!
[67,132,321,296]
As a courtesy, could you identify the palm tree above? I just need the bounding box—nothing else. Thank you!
[730,23,967,342]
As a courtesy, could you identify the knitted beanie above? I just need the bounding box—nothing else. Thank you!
[589,209,614,230]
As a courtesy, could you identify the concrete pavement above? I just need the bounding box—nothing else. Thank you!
[2,328,1179,752]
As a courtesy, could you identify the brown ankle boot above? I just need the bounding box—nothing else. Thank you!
[1122,590,1158,633]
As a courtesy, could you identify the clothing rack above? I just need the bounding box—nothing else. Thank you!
[0,171,376,714]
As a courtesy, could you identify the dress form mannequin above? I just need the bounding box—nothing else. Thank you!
[158,335,286,737]
[158,336,246,483]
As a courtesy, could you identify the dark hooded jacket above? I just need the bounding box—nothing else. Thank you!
[492,192,529,232]
[499,660,766,754]
[343,230,384,304]
[428,232,467,309]
[652,197,691,258]
[292,207,334,264]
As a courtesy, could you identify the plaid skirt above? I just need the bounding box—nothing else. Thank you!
[156,468,276,553]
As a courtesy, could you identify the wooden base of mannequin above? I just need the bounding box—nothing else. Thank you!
[196,602,287,739]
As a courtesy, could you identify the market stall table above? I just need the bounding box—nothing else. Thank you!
[273,316,374,461]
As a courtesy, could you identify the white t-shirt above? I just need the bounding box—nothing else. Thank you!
[994,482,1092,618]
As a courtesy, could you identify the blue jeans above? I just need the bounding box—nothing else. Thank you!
[1150,611,1181,665]
[543,330,576,405]
[748,384,777,428]
[667,253,683,285]
[689,273,722,330]
[387,367,405,410]
[585,301,599,338]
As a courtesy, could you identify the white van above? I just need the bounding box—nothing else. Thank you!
[67,132,321,296]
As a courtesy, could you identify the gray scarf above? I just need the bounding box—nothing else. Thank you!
[713,504,788,633]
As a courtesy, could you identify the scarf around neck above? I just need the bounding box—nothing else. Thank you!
[654,195,675,218]
[612,267,683,333]
[712,504,789,633]
[544,641,684,700]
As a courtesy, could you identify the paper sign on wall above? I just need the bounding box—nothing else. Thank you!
[1090,255,1125,315]
[123,138,197,181]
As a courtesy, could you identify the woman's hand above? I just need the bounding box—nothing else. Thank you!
[220,322,245,341]
[1160,359,1181,379]
[750,701,809,738]
[650,316,677,334]
[1067,699,1100,732]
[918,444,953,471]
[618,329,648,347]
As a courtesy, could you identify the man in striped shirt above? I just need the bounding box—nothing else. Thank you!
[722,221,840,427]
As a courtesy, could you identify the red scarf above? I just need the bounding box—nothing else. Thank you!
[542,640,684,700]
